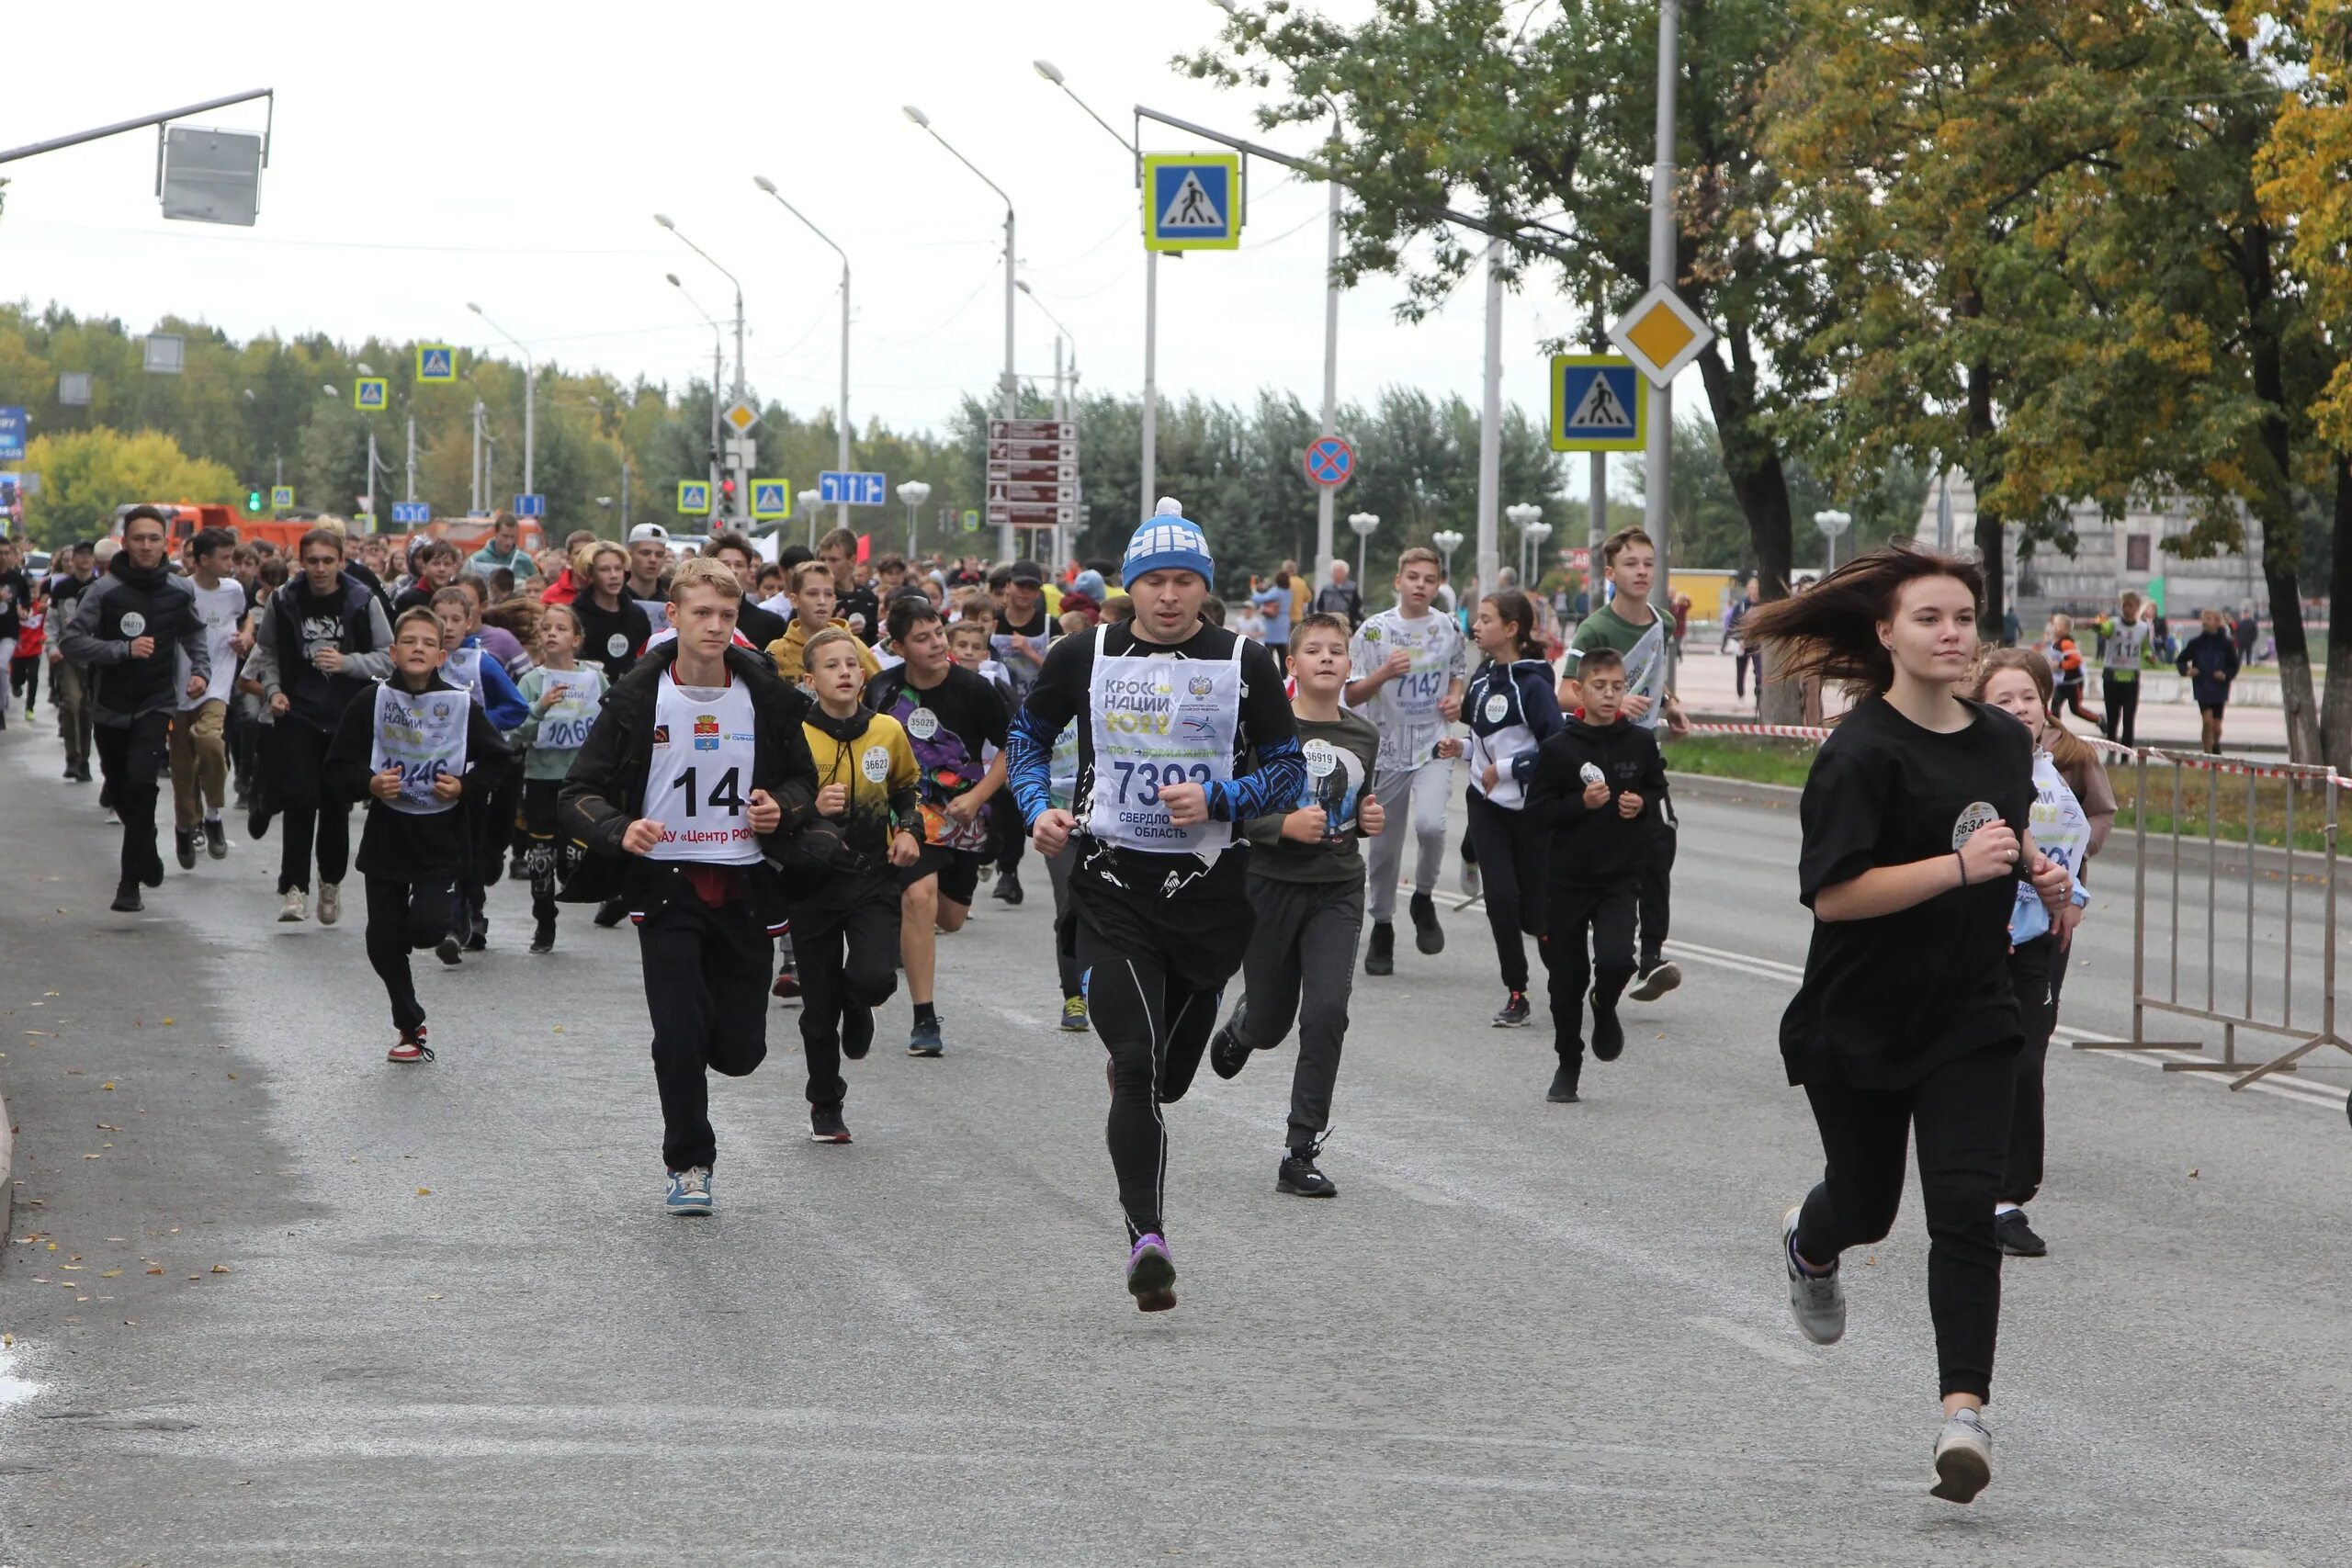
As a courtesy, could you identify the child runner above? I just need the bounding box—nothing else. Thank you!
[1743,544,2071,1505]
[560,558,819,1214]
[329,607,509,1062]
[1525,645,1665,1103]
[863,596,1010,1058]
[1206,611,1385,1197]
[172,527,246,868]
[767,560,879,684]
[573,541,651,682]
[2176,608,2240,753]
[1006,499,1304,1310]
[7,569,42,723]
[1969,649,2095,1260]
[509,603,606,953]
[2098,590,2148,749]
[986,560,1057,907]
[1436,589,1563,1028]
[2042,613,2099,728]
[783,627,922,1143]
[432,585,527,953]
[1561,528,1689,1001]
[1346,546,1467,977]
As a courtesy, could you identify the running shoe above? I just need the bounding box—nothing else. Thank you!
[770,969,801,1002]
[665,1167,714,1216]
[1125,1233,1177,1312]
[278,889,307,923]
[907,1016,945,1057]
[1782,1205,1846,1346]
[1277,1136,1337,1198]
[1060,996,1091,1032]
[529,918,556,954]
[1929,1408,1994,1504]
[1409,891,1445,955]
[809,1106,852,1144]
[317,883,343,927]
[435,932,464,966]
[463,919,488,953]
[246,797,271,840]
[1546,1062,1581,1103]
[993,866,1024,905]
[386,1029,435,1066]
[1363,920,1396,977]
[1492,990,1531,1028]
[1995,1209,2048,1258]
[139,846,165,889]
[203,820,229,860]
[1208,1016,1251,1081]
[842,1007,874,1062]
[175,828,198,872]
[1590,993,1625,1062]
[593,897,629,929]
[1630,959,1682,1002]
[110,879,142,914]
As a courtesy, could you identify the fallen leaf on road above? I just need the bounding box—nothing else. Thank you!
[425,1293,444,1301]
[209,1264,231,1274]
[99,1270,120,1279]
[415,1187,432,1197]
[2188,1168,2200,1179]
[160,1018,174,1025]
[99,1081,114,1090]
[96,1124,120,1132]
[146,1268,163,1276]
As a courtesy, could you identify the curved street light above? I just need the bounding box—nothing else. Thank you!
[752,175,855,530]
[467,301,536,496]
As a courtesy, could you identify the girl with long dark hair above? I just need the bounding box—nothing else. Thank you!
[1743,544,2071,1505]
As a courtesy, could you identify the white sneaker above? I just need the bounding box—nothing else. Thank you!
[1460,861,1481,897]
[317,882,342,926]
[1930,1407,1993,1504]
[1782,1205,1845,1345]
[278,889,307,923]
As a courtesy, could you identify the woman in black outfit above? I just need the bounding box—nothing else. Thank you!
[571,541,651,682]
[1742,545,2071,1507]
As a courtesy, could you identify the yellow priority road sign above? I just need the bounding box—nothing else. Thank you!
[1609,285,1715,389]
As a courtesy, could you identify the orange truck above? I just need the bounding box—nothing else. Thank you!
[109,506,545,559]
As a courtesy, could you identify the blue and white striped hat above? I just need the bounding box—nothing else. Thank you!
[1123,497,1214,590]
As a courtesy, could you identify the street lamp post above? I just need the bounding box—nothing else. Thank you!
[752,175,854,532]
[1430,527,1464,586]
[1348,511,1380,582]
[1505,502,1543,585]
[654,214,750,522]
[897,480,933,561]
[466,302,535,498]
[1814,508,1852,572]
[666,272,726,527]
[906,105,1016,557]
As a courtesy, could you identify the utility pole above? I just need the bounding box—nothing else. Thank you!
[1645,0,1680,681]
[404,411,416,504]
[1475,235,1504,607]
[1317,152,1342,581]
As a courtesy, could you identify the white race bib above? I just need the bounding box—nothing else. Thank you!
[440,647,484,707]
[860,745,891,784]
[1484,694,1508,723]
[119,611,147,638]
[643,670,762,864]
[1084,624,1243,860]
[368,683,469,816]
[606,632,630,659]
[905,706,939,741]
[536,669,605,751]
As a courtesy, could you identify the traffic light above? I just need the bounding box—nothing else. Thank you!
[719,479,736,501]
[247,487,264,511]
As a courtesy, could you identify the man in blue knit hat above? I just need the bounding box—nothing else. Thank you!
[1007,498,1306,1312]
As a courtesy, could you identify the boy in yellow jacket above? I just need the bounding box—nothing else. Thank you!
[768,561,880,684]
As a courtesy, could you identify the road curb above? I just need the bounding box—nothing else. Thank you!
[1,1075,12,1250]
[1667,769,1802,807]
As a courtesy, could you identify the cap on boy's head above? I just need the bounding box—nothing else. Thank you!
[1007,558,1046,587]
[1123,497,1214,590]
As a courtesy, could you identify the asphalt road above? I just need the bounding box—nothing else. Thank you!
[2,720,2347,1566]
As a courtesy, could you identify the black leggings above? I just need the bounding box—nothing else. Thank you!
[2003,937,2059,1207]
[275,719,351,895]
[94,710,170,885]
[1545,879,1636,1066]
[521,779,581,925]
[793,886,902,1110]
[364,874,460,1035]
[1792,1043,2015,1401]
[1076,918,1226,1245]
[1464,790,1548,994]
[2099,672,2140,750]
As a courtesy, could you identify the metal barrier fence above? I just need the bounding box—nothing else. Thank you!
[1683,721,2347,1094]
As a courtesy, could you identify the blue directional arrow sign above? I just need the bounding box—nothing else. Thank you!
[513,492,547,518]
[1144,153,1241,253]
[1549,355,1645,453]
[819,470,888,507]
[416,344,456,383]
[390,502,432,525]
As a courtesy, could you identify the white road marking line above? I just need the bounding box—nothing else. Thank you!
[1660,942,2346,1114]
[1682,1314,1812,1370]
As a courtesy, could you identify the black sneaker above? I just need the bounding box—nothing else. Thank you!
[1409,891,1445,955]
[175,828,199,871]
[435,933,464,966]
[529,918,556,954]
[1277,1138,1338,1198]
[1590,994,1625,1063]
[842,1007,874,1062]
[246,797,271,840]
[1995,1209,2048,1258]
[140,847,165,889]
[1208,1016,1250,1080]
[1363,920,1396,977]
[1630,959,1682,1002]
[62,761,80,781]
[1546,1062,1581,1103]
[908,1016,945,1057]
[993,866,1024,905]
[110,878,143,914]
[1493,990,1531,1028]
[593,897,628,929]
[204,820,229,860]
[463,919,488,953]
[809,1105,853,1144]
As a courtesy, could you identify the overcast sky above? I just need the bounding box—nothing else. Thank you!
[6,0,1668,484]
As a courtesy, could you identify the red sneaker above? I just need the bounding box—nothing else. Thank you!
[771,970,801,1001]
[387,1029,435,1065]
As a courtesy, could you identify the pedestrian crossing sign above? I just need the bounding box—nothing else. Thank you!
[416,344,456,383]
[1549,355,1645,453]
[1144,152,1241,252]
[677,480,712,516]
[354,378,389,412]
[270,485,294,509]
[751,479,791,521]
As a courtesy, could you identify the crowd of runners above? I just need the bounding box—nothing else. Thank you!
[3,502,2115,1505]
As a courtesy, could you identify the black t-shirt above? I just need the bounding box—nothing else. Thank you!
[863,662,1010,836]
[1015,622,1300,906]
[837,584,882,646]
[573,594,652,681]
[0,569,31,638]
[1781,695,2033,1089]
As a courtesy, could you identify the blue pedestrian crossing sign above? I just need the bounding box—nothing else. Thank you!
[416,344,456,383]
[514,492,546,518]
[390,502,432,525]
[1549,355,1645,453]
[354,378,390,412]
[677,480,712,516]
[751,479,791,521]
[270,485,295,509]
[1144,152,1241,252]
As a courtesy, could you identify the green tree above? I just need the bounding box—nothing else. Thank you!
[19,428,237,547]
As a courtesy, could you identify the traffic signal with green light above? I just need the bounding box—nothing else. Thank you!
[248,487,265,511]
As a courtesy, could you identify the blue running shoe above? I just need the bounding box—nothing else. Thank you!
[665,1166,713,1216]
[1125,1233,1177,1312]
